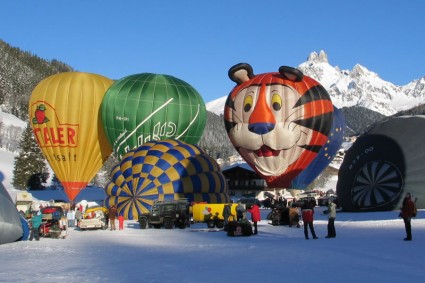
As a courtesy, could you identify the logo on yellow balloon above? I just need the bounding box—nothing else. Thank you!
[30,102,79,148]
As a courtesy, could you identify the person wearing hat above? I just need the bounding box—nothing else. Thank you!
[400,192,415,241]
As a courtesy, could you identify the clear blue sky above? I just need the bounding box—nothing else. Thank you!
[1,0,424,103]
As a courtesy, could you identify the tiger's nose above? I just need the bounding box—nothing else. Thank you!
[248,122,275,134]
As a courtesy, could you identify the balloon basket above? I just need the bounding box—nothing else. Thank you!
[226,221,253,237]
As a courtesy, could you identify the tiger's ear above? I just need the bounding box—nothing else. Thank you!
[279,66,303,82]
[228,63,254,85]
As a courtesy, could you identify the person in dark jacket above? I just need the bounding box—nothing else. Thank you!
[222,203,232,227]
[236,202,245,221]
[29,212,42,241]
[109,205,118,231]
[247,203,261,234]
[400,192,415,241]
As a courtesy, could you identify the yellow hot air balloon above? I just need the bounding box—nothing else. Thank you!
[29,72,113,201]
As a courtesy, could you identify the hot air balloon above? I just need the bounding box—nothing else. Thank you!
[224,63,334,188]
[337,115,425,212]
[104,139,229,220]
[101,73,207,160]
[0,179,23,245]
[29,72,113,202]
[290,107,345,189]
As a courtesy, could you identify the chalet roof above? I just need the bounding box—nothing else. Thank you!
[222,162,254,173]
[222,162,262,179]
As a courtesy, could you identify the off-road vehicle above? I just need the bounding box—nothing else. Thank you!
[138,199,190,229]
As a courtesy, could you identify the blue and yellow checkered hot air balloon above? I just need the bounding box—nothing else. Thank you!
[104,140,229,219]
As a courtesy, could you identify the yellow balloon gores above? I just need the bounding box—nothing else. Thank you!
[29,72,113,201]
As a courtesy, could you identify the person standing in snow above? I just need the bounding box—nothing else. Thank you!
[325,200,337,238]
[109,205,118,231]
[301,199,318,240]
[104,209,110,229]
[247,203,261,235]
[236,202,245,221]
[118,215,124,230]
[29,211,42,241]
[75,208,82,227]
[67,209,76,228]
[222,203,233,228]
[400,192,416,241]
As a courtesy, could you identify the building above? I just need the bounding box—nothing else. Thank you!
[221,163,266,199]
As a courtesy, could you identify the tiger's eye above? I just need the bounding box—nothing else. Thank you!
[272,93,282,111]
[244,95,253,112]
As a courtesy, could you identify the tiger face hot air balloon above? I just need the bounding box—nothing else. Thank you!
[224,63,334,188]
[29,72,113,201]
[104,139,229,220]
[101,73,207,160]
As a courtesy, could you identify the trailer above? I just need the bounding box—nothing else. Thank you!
[192,203,238,228]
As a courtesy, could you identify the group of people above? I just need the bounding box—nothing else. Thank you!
[301,192,417,241]
[222,201,261,235]
[222,191,417,241]
[27,192,418,241]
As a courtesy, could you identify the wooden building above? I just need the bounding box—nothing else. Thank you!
[221,163,266,199]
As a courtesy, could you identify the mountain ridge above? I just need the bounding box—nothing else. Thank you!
[207,50,425,117]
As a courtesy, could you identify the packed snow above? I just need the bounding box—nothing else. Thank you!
[0,207,423,283]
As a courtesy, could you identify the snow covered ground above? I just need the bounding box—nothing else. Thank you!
[1,113,423,283]
[0,207,424,283]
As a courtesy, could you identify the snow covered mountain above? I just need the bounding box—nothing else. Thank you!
[207,50,425,116]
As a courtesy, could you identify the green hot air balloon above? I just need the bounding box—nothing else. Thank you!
[101,73,207,159]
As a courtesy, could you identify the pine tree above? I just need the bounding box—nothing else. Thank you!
[12,122,49,190]
[50,174,63,190]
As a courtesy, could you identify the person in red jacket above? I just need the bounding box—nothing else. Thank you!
[247,203,261,235]
[400,192,416,241]
[118,215,124,230]
[301,198,318,240]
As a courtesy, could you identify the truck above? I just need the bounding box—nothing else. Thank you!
[192,203,238,228]
[78,206,108,231]
[15,191,33,217]
[138,199,190,229]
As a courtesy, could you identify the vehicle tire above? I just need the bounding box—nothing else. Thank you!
[139,218,148,229]
[164,218,174,229]
[215,220,224,229]
[206,220,215,228]
[177,219,187,229]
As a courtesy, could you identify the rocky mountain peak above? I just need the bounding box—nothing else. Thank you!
[307,50,328,64]
[207,51,425,117]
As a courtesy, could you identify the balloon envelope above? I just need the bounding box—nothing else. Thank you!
[290,106,345,189]
[337,115,425,211]
[104,139,229,220]
[0,181,23,244]
[29,72,113,201]
[101,73,207,160]
[224,64,334,188]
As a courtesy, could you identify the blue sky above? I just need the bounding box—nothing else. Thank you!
[1,0,424,103]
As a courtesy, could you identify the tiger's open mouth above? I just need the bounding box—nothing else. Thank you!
[254,145,281,157]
